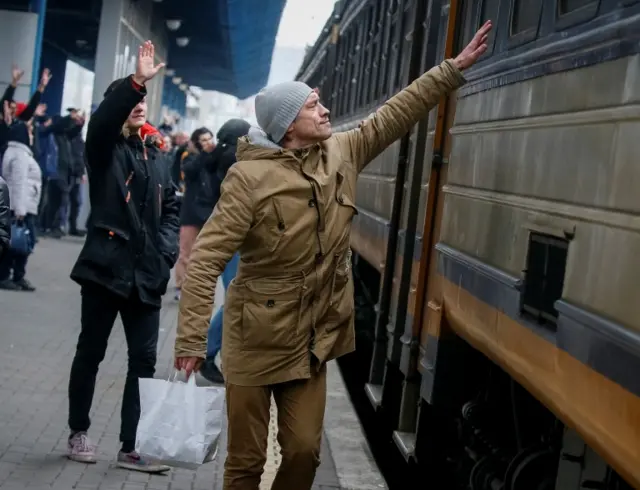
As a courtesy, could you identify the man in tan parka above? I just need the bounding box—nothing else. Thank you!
[175,21,492,490]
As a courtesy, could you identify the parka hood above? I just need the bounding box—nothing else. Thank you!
[236,126,284,161]
[237,126,325,162]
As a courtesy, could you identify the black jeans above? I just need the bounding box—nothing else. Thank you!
[68,180,81,232]
[0,214,35,282]
[68,284,160,446]
[37,178,49,230]
[46,178,68,231]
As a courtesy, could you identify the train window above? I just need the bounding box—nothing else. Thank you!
[335,40,346,117]
[356,7,373,109]
[368,2,382,105]
[388,2,403,94]
[380,4,396,98]
[478,0,501,57]
[396,0,415,90]
[521,233,569,329]
[555,0,599,28]
[511,0,540,34]
[509,0,543,46]
[375,0,391,101]
[559,0,596,12]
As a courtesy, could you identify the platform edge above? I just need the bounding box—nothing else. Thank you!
[324,360,389,490]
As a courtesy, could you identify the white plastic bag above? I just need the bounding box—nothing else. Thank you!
[136,374,225,469]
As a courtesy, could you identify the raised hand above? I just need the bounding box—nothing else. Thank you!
[11,64,24,84]
[35,103,47,117]
[38,68,52,92]
[454,20,492,71]
[134,40,165,85]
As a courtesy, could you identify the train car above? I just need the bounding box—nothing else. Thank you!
[297,0,640,489]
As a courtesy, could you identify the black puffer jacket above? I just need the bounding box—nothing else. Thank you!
[179,119,250,227]
[211,119,251,204]
[179,151,214,228]
[52,116,85,185]
[70,75,180,307]
[0,176,9,254]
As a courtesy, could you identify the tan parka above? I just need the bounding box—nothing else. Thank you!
[175,59,466,386]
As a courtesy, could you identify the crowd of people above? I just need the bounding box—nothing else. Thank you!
[0,20,490,489]
[0,64,92,290]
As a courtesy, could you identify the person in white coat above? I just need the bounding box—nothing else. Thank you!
[0,120,41,291]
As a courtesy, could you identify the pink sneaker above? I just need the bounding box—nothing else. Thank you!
[67,432,97,464]
[116,451,170,473]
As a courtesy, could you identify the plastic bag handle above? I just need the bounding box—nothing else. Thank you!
[167,369,198,385]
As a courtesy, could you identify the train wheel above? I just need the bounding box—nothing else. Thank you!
[505,449,555,490]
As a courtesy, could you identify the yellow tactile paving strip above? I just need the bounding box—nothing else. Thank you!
[259,397,282,489]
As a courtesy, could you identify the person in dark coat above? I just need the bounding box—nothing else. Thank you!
[0,176,9,257]
[199,118,250,384]
[173,127,215,298]
[170,131,189,193]
[66,41,179,474]
[46,111,86,237]
[1,66,52,154]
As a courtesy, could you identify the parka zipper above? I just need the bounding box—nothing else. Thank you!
[272,198,285,231]
[307,179,325,258]
[329,254,339,306]
[125,171,134,203]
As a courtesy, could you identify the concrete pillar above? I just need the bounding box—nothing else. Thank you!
[0,10,38,101]
[91,0,125,105]
[29,0,47,94]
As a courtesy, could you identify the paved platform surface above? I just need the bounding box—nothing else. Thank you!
[0,237,386,490]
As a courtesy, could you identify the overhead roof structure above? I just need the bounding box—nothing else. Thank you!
[0,0,287,100]
[159,0,287,99]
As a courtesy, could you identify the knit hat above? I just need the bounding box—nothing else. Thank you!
[255,81,313,144]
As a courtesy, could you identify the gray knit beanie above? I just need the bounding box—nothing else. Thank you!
[255,81,314,144]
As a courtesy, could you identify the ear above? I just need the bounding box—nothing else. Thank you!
[286,121,296,135]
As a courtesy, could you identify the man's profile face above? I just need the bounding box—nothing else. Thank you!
[287,90,332,143]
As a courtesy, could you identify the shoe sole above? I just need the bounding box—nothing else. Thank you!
[67,454,97,464]
[116,461,171,473]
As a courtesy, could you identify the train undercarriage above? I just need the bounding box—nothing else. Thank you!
[340,253,634,490]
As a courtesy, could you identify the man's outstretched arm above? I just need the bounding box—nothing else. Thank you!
[336,21,492,173]
[174,165,253,378]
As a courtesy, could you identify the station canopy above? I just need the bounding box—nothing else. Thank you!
[159,0,287,99]
[0,0,287,100]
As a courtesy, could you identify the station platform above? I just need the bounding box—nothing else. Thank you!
[0,237,387,490]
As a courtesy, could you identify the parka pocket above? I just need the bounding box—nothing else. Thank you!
[326,248,354,330]
[241,279,303,351]
[85,223,131,276]
[336,171,358,218]
[262,198,286,253]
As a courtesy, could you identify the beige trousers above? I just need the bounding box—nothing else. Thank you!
[223,364,327,490]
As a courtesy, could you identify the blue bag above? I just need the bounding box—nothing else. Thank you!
[10,221,34,256]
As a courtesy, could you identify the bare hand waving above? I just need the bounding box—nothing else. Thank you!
[453,20,492,71]
[38,68,52,92]
[11,64,24,85]
[133,41,165,86]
